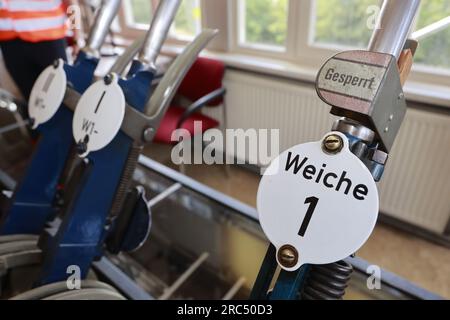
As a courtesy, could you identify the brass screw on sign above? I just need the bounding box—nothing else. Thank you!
[277,245,298,268]
[322,134,343,154]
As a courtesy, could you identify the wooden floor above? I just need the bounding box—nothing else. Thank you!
[145,143,450,299]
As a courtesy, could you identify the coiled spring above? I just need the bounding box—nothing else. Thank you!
[301,260,353,300]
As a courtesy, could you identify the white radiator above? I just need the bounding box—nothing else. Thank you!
[203,70,450,235]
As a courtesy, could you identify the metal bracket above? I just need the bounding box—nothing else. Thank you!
[316,50,407,153]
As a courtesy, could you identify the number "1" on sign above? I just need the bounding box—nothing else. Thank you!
[298,196,318,237]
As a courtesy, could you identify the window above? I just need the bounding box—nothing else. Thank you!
[413,1,450,69]
[126,0,153,26]
[120,0,450,88]
[310,0,450,71]
[171,0,202,40]
[313,0,381,49]
[124,0,201,39]
[238,0,288,51]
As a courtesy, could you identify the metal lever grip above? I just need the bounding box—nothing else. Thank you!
[368,0,421,60]
[145,29,218,118]
[84,0,122,55]
[138,0,182,70]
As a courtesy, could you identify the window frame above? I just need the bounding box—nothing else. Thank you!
[229,0,297,59]
[170,0,203,42]
[120,0,206,44]
[295,0,450,86]
[119,0,450,87]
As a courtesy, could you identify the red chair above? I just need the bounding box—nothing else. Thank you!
[154,57,227,171]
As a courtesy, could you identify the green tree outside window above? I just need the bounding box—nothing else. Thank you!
[414,1,450,69]
[242,0,288,47]
[129,0,152,25]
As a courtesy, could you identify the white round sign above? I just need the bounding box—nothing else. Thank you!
[28,59,67,129]
[257,132,379,271]
[72,74,125,157]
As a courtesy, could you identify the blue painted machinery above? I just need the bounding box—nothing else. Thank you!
[34,4,218,286]
[0,0,122,235]
[0,0,217,296]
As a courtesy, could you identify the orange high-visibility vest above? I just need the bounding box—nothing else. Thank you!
[0,0,67,42]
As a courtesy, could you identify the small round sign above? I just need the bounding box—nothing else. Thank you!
[72,74,125,157]
[28,59,67,129]
[257,132,379,271]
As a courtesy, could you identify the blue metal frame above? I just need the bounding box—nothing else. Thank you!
[0,51,98,235]
[36,61,155,285]
[270,266,310,300]
[250,244,310,300]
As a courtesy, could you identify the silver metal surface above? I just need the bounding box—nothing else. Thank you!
[368,149,389,165]
[329,55,407,153]
[119,29,218,142]
[138,155,259,222]
[0,119,30,135]
[369,58,407,152]
[145,29,218,117]
[0,250,41,277]
[368,0,421,60]
[43,288,126,300]
[332,118,376,143]
[93,257,155,300]
[0,235,38,244]
[138,0,181,70]
[346,256,443,300]
[412,16,450,41]
[1,190,13,198]
[84,0,121,55]
[0,240,38,255]
[143,127,155,142]
[0,169,17,190]
[10,280,117,300]
[63,87,81,112]
[147,183,182,208]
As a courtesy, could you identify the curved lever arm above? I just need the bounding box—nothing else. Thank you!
[84,0,122,55]
[145,29,218,120]
[118,29,218,144]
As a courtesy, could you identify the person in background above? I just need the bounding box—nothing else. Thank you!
[0,0,81,100]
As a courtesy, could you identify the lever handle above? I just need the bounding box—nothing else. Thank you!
[145,29,218,118]
[138,0,182,70]
[367,0,421,60]
[84,0,122,55]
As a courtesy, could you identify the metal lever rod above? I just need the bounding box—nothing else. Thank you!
[412,16,450,41]
[144,29,218,117]
[0,119,30,135]
[84,0,122,55]
[138,0,182,70]
[146,183,182,209]
[223,277,247,300]
[159,252,210,300]
[368,0,421,60]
